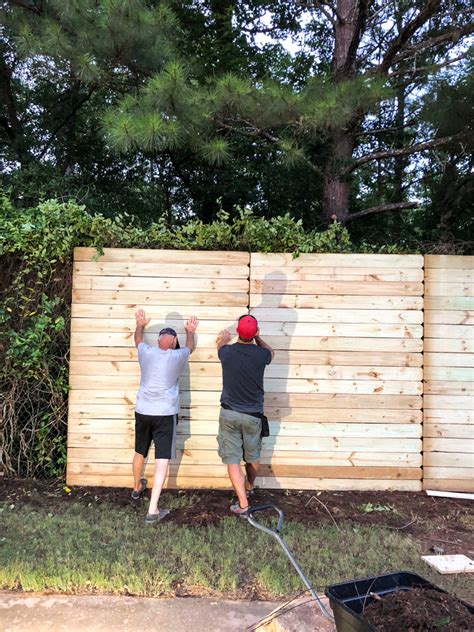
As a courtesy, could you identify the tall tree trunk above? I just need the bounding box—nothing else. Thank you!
[321,0,368,224]
[322,130,354,223]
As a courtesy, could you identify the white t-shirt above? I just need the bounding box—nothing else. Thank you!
[135,343,190,415]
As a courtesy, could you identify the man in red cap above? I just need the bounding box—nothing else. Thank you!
[216,314,274,516]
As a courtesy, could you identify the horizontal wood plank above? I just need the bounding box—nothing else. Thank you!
[423,453,472,467]
[423,339,473,353]
[424,395,473,410]
[423,467,473,480]
[74,247,250,265]
[69,404,422,424]
[70,318,423,339]
[249,307,423,324]
[67,447,422,467]
[72,304,246,320]
[67,462,421,480]
[74,261,248,278]
[66,473,422,491]
[424,310,473,325]
[424,353,474,368]
[424,281,473,297]
[423,381,473,396]
[425,255,474,269]
[73,275,249,292]
[424,269,473,283]
[69,374,423,395]
[422,479,473,493]
[250,268,423,282]
[70,332,424,352]
[423,424,473,439]
[68,432,422,452]
[68,418,422,438]
[424,324,472,340]
[424,367,474,381]
[423,438,474,453]
[251,279,423,296]
[72,289,248,306]
[424,296,474,311]
[251,253,423,268]
[69,346,423,367]
[250,294,423,309]
[69,360,423,382]
[424,410,472,424]
[68,389,422,409]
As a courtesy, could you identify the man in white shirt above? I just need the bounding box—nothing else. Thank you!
[132,308,198,523]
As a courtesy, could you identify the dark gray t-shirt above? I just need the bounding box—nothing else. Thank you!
[218,343,272,414]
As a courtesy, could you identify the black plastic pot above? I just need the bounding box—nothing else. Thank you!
[325,571,474,632]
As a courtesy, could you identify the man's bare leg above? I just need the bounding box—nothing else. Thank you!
[228,464,248,509]
[245,460,259,492]
[148,459,170,515]
[132,452,145,491]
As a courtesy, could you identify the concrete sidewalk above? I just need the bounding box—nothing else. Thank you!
[0,592,283,632]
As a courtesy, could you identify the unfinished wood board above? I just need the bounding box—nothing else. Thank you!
[74,247,250,264]
[251,253,423,267]
[66,473,422,491]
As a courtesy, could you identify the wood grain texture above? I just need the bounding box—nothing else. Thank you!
[68,248,428,490]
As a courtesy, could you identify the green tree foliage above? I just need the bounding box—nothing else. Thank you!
[1,1,473,244]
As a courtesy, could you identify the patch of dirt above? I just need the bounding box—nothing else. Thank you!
[1,477,473,557]
[364,587,474,631]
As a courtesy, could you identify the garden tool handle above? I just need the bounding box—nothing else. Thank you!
[247,504,284,533]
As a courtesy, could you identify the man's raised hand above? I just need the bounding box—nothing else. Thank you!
[135,309,150,328]
[185,315,199,333]
[216,329,231,348]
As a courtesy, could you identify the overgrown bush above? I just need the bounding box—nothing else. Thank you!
[0,194,411,477]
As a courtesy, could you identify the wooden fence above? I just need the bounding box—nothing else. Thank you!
[423,255,473,492]
[67,248,473,493]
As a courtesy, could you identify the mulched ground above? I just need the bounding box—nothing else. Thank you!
[1,477,473,557]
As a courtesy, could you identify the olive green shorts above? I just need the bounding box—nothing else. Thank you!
[217,407,262,465]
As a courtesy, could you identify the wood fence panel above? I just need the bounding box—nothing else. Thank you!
[68,249,474,493]
[67,247,249,488]
[423,255,474,493]
[249,252,423,491]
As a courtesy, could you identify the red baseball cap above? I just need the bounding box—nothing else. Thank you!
[236,314,258,339]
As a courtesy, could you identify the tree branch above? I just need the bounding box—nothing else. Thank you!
[374,0,441,75]
[215,118,323,174]
[386,23,474,67]
[313,1,338,28]
[344,201,419,223]
[388,54,466,79]
[348,132,468,173]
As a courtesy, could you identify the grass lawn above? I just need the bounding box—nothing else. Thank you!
[1,484,473,602]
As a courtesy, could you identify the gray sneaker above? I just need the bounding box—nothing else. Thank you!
[145,509,170,524]
[131,477,147,500]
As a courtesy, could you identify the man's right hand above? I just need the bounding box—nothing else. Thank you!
[135,309,150,328]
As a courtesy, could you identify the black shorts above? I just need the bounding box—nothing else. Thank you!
[134,412,178,459]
